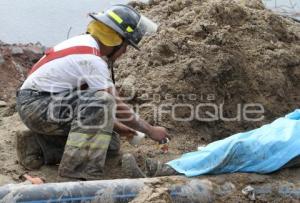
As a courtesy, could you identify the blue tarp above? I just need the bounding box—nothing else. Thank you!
[167,109,300,177]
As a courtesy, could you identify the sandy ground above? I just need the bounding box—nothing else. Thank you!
[0,110,300,202]
[0,110,187,184]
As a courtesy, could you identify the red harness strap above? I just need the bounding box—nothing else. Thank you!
[28,46,102,75]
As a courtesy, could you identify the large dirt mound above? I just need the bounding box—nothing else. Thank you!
[116,0,300,142]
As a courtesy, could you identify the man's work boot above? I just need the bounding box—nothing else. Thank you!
[145,158,179,177]
[35,134,67,165]
[122,153,146,178]
[16,130,44,170]
[122,154,180,178]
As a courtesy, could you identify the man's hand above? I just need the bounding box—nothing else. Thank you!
[148,126,171,142]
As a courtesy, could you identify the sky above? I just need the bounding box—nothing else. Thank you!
[0,0,131,46]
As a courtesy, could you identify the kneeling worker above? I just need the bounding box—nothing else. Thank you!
[16,4,170,180]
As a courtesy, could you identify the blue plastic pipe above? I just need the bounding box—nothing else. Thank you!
[0,177,213,203]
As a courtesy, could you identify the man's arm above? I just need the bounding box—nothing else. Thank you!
[102,87,170,142]
[114,120,136,139]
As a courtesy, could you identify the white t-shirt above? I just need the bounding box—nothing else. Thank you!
[21,34,114,92]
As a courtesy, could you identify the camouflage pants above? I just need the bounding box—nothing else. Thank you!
[16,89,117,179]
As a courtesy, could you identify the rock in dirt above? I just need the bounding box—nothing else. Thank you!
[23,46,44,55]
[129,185,172,203]
[10,47,24,56]
[0,101,7,108]
[0,54,4,66]
[0,174,16,185]
[119,75,136,99]
[242,185,256,201]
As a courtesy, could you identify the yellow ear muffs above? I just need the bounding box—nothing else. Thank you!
[87,20,123,47]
